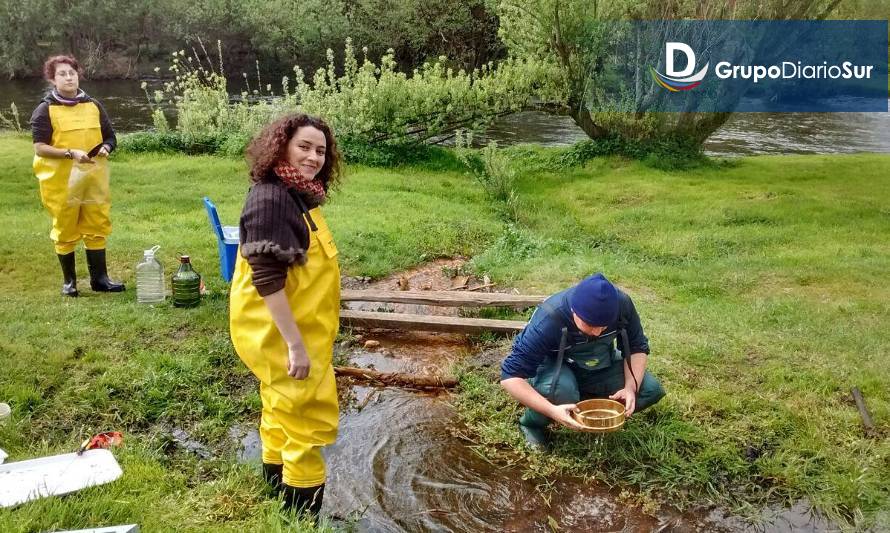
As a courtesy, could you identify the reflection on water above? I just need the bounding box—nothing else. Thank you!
[308,384,837,532]
[1,79,886,156]
[480,108,890,157]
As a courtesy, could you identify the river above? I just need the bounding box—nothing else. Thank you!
[2,79,888,156]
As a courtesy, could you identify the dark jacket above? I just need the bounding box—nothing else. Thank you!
[29,89,117,151]
[500,286,650,380]
[239,180,323,296]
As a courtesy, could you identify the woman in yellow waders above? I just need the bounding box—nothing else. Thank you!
[230,114,342,519]
[30,55,124,296]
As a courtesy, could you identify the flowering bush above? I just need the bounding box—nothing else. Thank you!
[134,40,565,160]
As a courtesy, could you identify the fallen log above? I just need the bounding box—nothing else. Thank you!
[335,366,457,390]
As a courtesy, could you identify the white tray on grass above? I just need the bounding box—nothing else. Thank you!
[0,449,122,508]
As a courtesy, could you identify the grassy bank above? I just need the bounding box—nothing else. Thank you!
[0,132,888,530]
[457,147,890,529]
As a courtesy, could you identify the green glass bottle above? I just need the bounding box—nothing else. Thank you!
[172,255,201,308]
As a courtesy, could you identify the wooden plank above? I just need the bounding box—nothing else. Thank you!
[341,289,545,308]
[340,310,526,334]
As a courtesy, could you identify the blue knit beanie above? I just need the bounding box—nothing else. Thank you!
[570,273,619,326]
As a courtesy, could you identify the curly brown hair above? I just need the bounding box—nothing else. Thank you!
[43,55,81,81]
[246,114,342,191]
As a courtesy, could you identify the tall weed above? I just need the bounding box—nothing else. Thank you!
[0,103,23,133]
[455,133,522,222]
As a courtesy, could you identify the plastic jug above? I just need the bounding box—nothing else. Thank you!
[172,255,201,308]
[136,245,165,304]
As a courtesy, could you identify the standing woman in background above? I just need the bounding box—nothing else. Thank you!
[229,114,342,519]
[30,55,124,296]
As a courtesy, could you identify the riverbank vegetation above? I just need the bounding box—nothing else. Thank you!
[121,40,563,162]
[0,0,504,79]
[6,0,882,153]
[3,0,881,84]
[0,134,888,530]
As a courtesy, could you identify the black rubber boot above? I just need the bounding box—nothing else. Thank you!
[282,483,324,519]
[263,463,283,494]
[85,249,125,292]
[57,252,78,297]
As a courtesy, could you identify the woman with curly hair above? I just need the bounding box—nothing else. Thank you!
[229,113,342,518]
[30,54,124,296]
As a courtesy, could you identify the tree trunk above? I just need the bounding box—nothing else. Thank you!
[569,104,608,139]
[686,112,733,145]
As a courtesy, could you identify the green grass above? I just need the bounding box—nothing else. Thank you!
[457,148,890,530]
[0,132,888,530]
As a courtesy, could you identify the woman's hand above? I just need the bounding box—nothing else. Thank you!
[286,342,311,380]
[70,149,94,164]
[548,403,587,430]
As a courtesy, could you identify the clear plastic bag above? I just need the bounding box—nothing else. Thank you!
[66,159,110,206]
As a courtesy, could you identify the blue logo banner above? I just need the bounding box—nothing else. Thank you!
[585,20,888,112]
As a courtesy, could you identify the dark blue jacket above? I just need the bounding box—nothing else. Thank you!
[500,287,650,380]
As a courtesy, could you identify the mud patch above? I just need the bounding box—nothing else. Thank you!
[227,423,262,463]
[355,257,474,293]
[170,427,212,459]
[342,257,508,319]
[346,330,469,378]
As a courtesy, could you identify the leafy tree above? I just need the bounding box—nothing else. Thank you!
[0,0,57,78]
[494,0,848,145]
[0,0,168,78]
[344,0,505,71]
[0,0,507,78]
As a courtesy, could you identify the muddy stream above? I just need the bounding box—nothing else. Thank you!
[225,260,838,532]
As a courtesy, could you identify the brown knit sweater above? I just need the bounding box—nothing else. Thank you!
[239,180,317,296]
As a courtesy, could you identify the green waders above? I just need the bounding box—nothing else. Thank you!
[519,309,665,431]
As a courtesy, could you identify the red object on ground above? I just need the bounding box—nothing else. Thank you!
[77,432,124,455]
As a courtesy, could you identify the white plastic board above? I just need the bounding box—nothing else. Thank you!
[55,525,139,533]
[0,449,122,508]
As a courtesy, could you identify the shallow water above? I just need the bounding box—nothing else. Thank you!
[229,337,839,532]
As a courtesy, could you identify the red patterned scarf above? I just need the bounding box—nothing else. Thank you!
[273,162,326,204]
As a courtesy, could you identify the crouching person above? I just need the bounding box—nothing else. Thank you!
[500,273,665,449]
